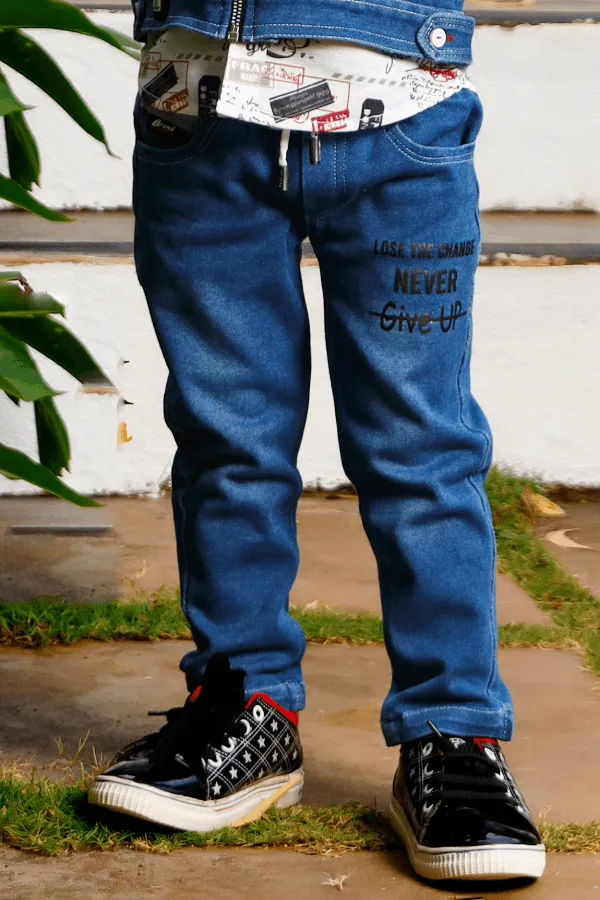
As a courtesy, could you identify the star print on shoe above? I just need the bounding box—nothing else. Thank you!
[390,721,546,881]
[88,654,304,832]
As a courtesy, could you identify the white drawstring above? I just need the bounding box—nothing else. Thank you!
[279,128,291,191]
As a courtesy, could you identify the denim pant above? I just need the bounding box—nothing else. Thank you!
[133,88,514,745]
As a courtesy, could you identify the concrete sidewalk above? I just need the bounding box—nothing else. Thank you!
[2,494,599,900]
[3,845,600,900]
[536,498,600,601]
[0,495,550,627]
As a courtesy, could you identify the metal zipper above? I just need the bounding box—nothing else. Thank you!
[227,0,246,41]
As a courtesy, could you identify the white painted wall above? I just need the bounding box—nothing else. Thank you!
[0,16,599,211]
[1,261,599,495]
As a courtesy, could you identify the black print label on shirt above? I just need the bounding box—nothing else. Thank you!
[270,80,334,121]
[369,301,467,334]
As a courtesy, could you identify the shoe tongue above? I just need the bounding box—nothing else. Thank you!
[193,653,246,721]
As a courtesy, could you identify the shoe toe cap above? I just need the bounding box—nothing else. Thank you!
[427,806,541,848]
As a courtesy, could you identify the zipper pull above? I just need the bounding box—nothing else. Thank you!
[227,23,241,42]
[310,134,321,165]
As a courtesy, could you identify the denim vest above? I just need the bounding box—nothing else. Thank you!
[132,0,475,66]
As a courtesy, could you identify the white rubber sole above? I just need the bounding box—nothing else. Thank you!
[389,797,546,881]
[88,768,304,832]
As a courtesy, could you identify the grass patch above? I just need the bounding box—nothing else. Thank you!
[0,768,389,855]
[1,767,598,856]
[0,593,390,648]
[0,589,189,648]
[540,821,600,854]
[486,467,600,679]
[0,593,566,651]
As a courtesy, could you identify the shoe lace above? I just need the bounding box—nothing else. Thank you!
[143,653,247,775]
[146,704,246,770]
[422,721,520,807]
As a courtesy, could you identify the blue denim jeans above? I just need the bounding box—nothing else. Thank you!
[133,88,514,745]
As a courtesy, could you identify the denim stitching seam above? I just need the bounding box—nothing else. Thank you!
[144,15,221,28]
[383,704,507,722]
[382,125,474,165]
[456,310,498,708]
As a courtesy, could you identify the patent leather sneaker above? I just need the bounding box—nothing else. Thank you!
[390,722,545,881]
[88,654,304,831]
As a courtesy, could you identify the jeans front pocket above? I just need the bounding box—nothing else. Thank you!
[133,94,221,165]
[384,89,483,165]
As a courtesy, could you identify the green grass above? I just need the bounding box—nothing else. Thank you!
[486,467,600,679]
[0,592,568,651]
[0,768,389,855]
[1,767,599,855]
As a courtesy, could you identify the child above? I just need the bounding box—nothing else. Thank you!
[90,0,545,881]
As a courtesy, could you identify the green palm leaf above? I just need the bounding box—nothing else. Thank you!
[0,442,99,506]
[0,30,111,150]
[0,173,70,221]
[0,322,55,401]
[0,282,64,317]
[35,395,71,475]
[0,0,126,53]
[0,70,27,117]
[3,315,112,388]
[4,110,41,190]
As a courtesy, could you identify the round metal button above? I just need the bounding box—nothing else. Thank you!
[430,27,447,48]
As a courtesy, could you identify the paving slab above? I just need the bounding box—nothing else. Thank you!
[2,845,600,900]
[0,495,551,625]
[0,642,598,821]
[294,497,550,626]
[0,498,117,603]
[536,500,600,602]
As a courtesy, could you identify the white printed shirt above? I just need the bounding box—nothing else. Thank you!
[139,31,475,133]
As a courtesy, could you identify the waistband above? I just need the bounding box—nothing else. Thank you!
[132,0,475,65]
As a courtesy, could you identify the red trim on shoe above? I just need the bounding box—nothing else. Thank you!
[473,737,498,750]
[188,686,202,703]
[246,692,299,727]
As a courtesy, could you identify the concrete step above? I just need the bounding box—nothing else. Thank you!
[2,11,599,211]
[1,209,599,261]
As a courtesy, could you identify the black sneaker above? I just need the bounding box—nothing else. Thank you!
[88,654,304,831]
[390,722,546,880]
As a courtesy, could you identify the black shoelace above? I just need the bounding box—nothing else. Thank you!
[144,653,247,775]
[418,721,520,807]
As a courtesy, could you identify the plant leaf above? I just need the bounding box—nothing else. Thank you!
[0,68,26,117]
[35,395,70,475]
[99,28,142,63]
[2,316,112,388]
[100,27,140,51]
[0,282,64,317]
[0,442,99,506]
[0,322,55,401]
[0,1,127,54]
[0,271,25,283]
[0,173,70,221]
[4,110,41,190]
[0,31,110,149]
